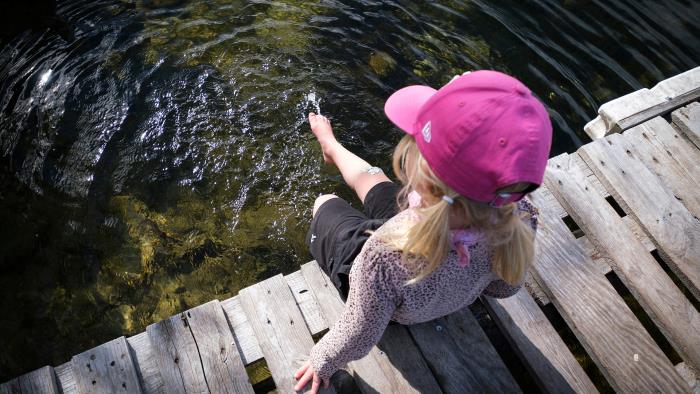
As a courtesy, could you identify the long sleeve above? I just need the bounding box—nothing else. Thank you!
[309,244,400,380]
[482,278,524,298]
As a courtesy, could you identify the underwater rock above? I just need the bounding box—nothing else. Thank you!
[369,50,397,77]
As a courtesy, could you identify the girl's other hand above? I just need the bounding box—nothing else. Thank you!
[293,360,329,393]
[447,71,472,85]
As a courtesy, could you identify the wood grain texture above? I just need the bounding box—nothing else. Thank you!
[71,336,143,394]
[575,236,613,275]
[0,366,59,394]
[408,308,521,393]
[527,186,688,392]
[53,364,75,394]
[220,296,263,365]
[300,261,441,393]
[583,67,700,137]
[146,300,253,394]
[483,291,598,394]
[623,118,700,215]
[672,102,700,148]
[548,153,700,371]
[568,154,658,252]
[285,270,328,335]
[126,332,164,394]
[634,117,700,187]
[579,134,700,300]
[675,362,700,394]
[238,274,334,394]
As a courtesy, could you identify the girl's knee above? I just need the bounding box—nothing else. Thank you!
[313,194,338,217]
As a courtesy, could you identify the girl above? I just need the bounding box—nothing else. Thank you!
[294,70,552,393]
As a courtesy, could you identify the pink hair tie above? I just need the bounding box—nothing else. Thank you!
[451,229,482,267]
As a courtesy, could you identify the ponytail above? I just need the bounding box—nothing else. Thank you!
[489,203,535,285]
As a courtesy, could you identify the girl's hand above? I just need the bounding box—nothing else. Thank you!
[293,360,329,393]
[447,71,472,85]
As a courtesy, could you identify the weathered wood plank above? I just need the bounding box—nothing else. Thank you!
[126,332,164,394]
[239,274,334,394]
[625,117,700,202]
[672,102,700,148]
[285,271,328,335]
[579,134,700,300]
[0,366,59,394]
[53,363,75,394]
[191,301,252,393]
[583,66,700,138]
[483,290,598,394]
[300,262,441,393]
[408,308,521,393]
[71,336,143,394]
[575,236,613,275]
[644,117,700,184]
[220,296,263,365]
[548,153,700,371]
[524,273,551,305]
[527,186,688,392]
[147,300,253,394]
[676,362,700,394]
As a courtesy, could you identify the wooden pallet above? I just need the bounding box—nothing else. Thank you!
[3,104,700,393]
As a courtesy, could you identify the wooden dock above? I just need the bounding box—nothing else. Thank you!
[3,70,700,393]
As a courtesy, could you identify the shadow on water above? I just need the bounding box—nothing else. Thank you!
[0,0,698,380]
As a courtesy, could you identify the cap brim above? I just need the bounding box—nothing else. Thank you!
[384,85,437,135]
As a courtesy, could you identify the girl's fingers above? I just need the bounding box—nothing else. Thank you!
[294,367,314,392]
[294,362,308,380]
[310,375,320,394]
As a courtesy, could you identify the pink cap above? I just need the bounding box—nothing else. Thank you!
[384,70,552,206]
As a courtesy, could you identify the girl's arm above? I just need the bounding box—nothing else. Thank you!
[307,242,399,380]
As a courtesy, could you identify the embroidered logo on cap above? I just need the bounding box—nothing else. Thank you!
[421,121,432,143]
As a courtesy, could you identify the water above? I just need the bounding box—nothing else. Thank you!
[0,0,698,379]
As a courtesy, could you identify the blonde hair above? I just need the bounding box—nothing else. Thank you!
[377,135,535,284]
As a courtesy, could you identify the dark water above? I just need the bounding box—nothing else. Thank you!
[0,0,698,379]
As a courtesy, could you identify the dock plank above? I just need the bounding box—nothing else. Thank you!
[672,102,700,148]
[408,308,521,393]
[239,274,334,394]
[1,366,59,394]
[527,186,688,392]
[548,153,700,371]
[626,117,700,191]
[53,363,75,394]
[483,290,598,394]
[300,262,441,393]
[285,271,328,335]
[623,123,700,218]
[126,332,164,394]
[220,296,263,365]
[579,134,700,300]
[70,336,142,394]
[583,66,700,138]
[146,300,253,394]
